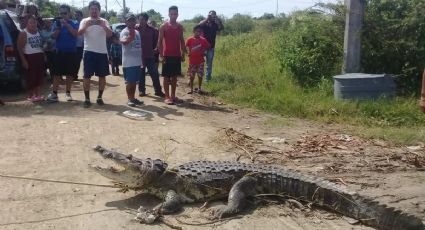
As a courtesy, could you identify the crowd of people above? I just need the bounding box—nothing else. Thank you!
[3,1,224,107]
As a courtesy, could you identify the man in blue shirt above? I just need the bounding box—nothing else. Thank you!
[47,4,79,102]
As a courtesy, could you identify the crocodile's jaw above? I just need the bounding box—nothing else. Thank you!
[89,164,144,188]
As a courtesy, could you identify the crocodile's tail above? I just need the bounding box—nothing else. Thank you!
[263,168,424,230]
[348,195,425,230]
[307,178,424,230]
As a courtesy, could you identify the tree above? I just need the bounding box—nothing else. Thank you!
[145,9,163,24]
[222,14,255,35]
[258,13,275,20]
[191,14,205,23]
[118,6,130,21]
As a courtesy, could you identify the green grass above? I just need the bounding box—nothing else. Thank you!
[204,30,425,144]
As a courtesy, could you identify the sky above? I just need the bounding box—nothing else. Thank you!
[53,0,340,20]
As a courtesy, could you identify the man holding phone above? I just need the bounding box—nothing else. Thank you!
[77,0,113,108]
[199,10,223,82]
[46,4,78,103]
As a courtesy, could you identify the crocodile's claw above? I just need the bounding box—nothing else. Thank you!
[113,182,130,193]
[210,205,239,220]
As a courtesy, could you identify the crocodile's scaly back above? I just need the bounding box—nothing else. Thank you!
[175,161,424,230]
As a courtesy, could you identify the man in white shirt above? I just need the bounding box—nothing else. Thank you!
[77,0,112,108]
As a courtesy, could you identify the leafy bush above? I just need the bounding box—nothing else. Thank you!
[275,12,344,87]
[362,0,425,95]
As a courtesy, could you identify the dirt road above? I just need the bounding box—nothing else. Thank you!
[0,76,424,229]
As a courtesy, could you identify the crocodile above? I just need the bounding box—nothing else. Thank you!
[90,145,424,230]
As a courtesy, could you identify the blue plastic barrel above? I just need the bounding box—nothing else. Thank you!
[333,73,395,100]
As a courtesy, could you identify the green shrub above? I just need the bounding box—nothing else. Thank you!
[275,12,344,87]
[362,0,425,95]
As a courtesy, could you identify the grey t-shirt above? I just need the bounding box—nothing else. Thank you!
[120,27,142,68]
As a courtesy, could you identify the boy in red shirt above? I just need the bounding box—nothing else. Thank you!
[185,25,210,94]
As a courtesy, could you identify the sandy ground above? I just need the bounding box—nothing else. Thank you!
[0,75,424,230]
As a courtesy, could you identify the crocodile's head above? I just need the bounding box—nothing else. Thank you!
[90,145,168,189]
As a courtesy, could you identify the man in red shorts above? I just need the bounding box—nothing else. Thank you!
[157,5,186,105]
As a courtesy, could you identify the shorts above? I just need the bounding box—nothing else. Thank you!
[161,56,181,77]
[187,63,204,78]
[83,51,110,78]
[51,51,77,76]
[123,66,141,84]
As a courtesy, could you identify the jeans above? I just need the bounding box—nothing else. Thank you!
[139,58,162,94]
[205,48,215,82]
[111,57,120,74]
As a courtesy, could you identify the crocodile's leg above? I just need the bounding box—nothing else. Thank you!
[211,176,257,219]
[155,190,194,214]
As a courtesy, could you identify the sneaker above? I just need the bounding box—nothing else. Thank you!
[127,100,136,107]
[65,93,73,102]
[164,98,174,105]
[96,98,104,105]
[139,92,148,97]
[131,98,144,105]
[154,92,165,98]
[46,93,59,103]
[83,100,92,108]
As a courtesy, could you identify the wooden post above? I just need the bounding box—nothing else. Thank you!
[342,0,366,73]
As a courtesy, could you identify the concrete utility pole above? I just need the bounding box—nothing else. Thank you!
[342,0,366,73]
[105,0,108,13]
[123,0,126,13]
[141,0,143,13]
[276,0,278,17]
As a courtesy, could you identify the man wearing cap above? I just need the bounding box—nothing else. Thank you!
[77,0,113,108]
[120,13,144,107]
[198,10,223,82]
